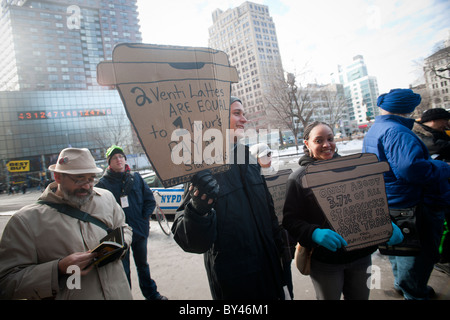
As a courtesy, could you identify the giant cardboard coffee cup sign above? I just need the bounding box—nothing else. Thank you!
[97,43,238,187]
[265,169,292,224]
[301,153,393,251]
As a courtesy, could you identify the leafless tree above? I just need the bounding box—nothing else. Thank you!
[424,44,450,81]
[410,84,432,119]
[87,112,137,155]
[265,72,316,151]
[313,84,347,129]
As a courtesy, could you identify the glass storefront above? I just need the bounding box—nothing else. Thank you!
[0,89,132,187]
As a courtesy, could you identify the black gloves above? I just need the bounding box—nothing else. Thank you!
[189,170,219,215]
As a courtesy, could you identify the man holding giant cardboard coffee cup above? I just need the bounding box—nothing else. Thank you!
[172,97,287,300]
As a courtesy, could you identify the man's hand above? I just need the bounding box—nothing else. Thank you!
[189,170,219,215]
[58,251,97,276]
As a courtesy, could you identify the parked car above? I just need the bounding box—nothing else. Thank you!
[141,172,184,216]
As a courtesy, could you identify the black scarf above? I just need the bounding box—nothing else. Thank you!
[103,164,134,196]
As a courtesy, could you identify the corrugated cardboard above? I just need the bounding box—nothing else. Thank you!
[97,43,238,187]
[301,153,393,251]
[265,169,292,224]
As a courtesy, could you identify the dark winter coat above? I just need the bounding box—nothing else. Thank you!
[412,121,450,162]
[96,169,156,239]
[171,144,285,300]
[282,154,377,264]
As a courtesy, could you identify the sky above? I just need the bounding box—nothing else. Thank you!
[136,0,450,94]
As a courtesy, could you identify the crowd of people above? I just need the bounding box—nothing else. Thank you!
[0,90,448,300]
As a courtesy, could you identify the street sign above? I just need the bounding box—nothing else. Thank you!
[7,160,30,172]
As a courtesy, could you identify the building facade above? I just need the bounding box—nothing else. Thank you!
[424,45,450,110]
[334,55,380,126]
[208,1,284,130]
[0,90,131,185]
[0,0,141,91]
[305,83,355,136]
[0,0,141,187]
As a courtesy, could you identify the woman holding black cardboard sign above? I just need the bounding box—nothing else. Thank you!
[282,121,403,300]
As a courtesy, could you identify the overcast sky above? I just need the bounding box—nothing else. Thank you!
[136,0,450,94]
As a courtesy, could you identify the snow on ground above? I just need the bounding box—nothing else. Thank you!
[276,138,363,157]
[270,138,364,168]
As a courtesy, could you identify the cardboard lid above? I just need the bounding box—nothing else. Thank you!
[301,153,393,251]
[96,43,239,187]
[97,44,238,86]
[301,153,390,188]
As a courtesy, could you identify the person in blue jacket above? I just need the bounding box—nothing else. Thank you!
[362,89,450,300]
[96,145,167,300]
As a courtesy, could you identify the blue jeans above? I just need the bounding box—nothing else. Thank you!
[389,204,445,300]
[389,254,435,300]
[122,236,159,300]
[310,255,372,300]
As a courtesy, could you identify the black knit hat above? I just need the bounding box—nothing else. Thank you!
[230,96,242,105]
[106,145,126,164]
[420,108,450,123]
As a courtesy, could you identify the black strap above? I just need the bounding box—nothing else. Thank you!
[37,200,112,233]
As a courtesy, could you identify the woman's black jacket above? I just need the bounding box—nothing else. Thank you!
[282,154,377,264]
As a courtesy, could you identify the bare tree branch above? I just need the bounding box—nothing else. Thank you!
[264,72,317,151]
[424,46,450,80]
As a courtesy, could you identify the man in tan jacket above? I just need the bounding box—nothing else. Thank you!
[0,148,133,299]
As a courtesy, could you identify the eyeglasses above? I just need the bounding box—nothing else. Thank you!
[64,174,97,186]
[111,154,125,161]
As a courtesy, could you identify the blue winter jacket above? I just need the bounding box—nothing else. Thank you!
[363,115,450,208]
[96,171,156,239]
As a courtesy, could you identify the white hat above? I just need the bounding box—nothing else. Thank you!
[49,148,103,174]
[249,143,272,158]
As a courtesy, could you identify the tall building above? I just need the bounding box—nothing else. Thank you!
[334,55,379,127]
[208,1,284,130]
[0,0,141,91]
[0,0,141,186]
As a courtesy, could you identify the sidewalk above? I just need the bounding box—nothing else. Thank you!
[0,188,43,215]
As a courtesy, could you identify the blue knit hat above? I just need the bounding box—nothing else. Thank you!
[377,89,421,114]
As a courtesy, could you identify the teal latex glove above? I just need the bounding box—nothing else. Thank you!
[312,228,347,252]
[386,222,404,245]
